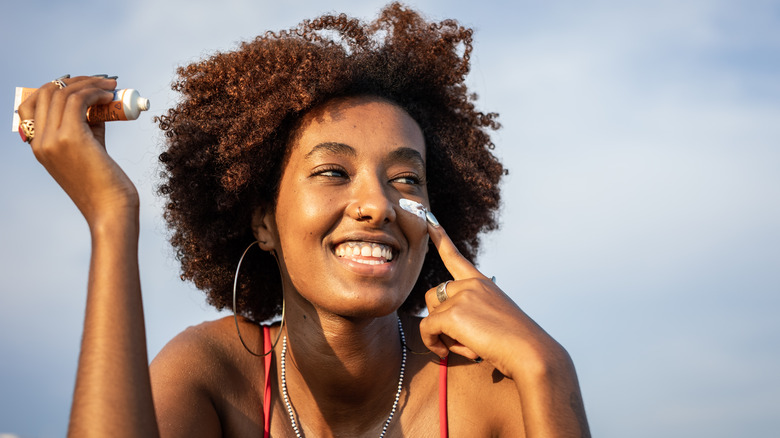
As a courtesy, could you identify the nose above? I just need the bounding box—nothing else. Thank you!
[348,173,397,225]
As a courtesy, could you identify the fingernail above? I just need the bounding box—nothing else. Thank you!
[425,211,440,227]
[91,74,109,78]
[106,75,118,80]
[472,357,483,364]
[54,74,71,80]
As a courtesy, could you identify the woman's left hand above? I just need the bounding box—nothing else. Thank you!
[420,219,591,436]
[419,220,570,382]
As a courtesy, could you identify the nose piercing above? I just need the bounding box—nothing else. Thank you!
[357,206,364,219]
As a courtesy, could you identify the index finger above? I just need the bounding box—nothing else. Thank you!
[426,211,488,281]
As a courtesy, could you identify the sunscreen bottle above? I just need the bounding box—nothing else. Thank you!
[12,87,150,131]
[86,89,150,123]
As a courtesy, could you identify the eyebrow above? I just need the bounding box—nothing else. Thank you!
[304,142,357,160]
[304,143,425,168]
[387,147,425,168]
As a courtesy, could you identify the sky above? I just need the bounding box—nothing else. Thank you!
[1,0,778,437]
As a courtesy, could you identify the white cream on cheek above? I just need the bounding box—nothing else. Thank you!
[399,198,426,220]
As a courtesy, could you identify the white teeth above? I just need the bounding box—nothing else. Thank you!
[335,241,394,263]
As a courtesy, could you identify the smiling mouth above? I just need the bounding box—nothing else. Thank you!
[334,241,394,265]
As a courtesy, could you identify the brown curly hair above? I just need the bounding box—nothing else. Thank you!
[156,2,504,322]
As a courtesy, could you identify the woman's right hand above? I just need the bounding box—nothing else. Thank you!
[20,77,160,437]
[17,75,139,227]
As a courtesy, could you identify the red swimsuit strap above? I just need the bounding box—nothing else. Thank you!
[439,356,449,438]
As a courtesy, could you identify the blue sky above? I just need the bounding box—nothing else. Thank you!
[1,1,778,437]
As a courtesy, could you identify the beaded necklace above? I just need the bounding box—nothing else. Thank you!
[280,317,407,438]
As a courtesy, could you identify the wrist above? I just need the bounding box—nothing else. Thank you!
[88,199,140,241]
[503,337,574,386]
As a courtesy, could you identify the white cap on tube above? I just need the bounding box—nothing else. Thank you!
[136,96,150,111]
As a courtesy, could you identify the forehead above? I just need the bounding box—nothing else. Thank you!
[289,96,426,160]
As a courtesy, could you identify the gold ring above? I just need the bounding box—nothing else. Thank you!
[18,119,34,143]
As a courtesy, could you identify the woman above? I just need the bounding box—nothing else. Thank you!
[17,3,589,437]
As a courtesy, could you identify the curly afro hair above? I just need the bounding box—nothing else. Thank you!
[156,2,504,322]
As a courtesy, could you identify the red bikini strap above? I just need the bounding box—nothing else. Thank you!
[263,326,272,438]
[439,356,449,438]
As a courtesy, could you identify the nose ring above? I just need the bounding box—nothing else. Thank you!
[357,206,364,219]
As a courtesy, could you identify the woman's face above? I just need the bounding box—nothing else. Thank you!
[261,96,430,318]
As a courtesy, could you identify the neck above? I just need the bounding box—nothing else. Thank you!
[279,293,406,435]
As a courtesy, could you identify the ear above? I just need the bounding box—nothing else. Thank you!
[251,204,277,252]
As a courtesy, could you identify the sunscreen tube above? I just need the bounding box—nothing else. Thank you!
[12,87,150,131]
[86,89,150,123]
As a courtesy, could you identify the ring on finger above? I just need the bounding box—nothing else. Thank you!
[436,280,452,303]
[18,119,34,143]
[51,79,67,89]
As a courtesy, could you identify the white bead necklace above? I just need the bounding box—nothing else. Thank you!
[280,317,407,438]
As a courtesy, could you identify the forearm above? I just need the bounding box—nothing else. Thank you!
[68,206,159,437]
[515,348,590,438]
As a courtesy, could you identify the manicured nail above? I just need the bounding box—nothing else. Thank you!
[425,211,440,227]
[54,74,71,80]
[106,75,118,80]
[91,74,108,78]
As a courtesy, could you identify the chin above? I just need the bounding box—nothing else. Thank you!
[338,306,401,320]
[319,289,408,320]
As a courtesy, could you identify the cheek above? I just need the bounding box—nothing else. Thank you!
[275,180,338,248]
[401,215,429,253]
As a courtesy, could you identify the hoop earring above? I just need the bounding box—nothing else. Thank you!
[233,241,285,356]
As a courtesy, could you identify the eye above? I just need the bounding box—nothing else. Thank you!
[391,173,424,186]
[311,165,348,179]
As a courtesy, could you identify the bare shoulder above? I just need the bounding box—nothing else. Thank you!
[151,316,248,375]
[150,316,267,437]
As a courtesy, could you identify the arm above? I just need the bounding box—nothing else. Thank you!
[418,220,590,438]
[69,201,160,437]
[18,76,158,437]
